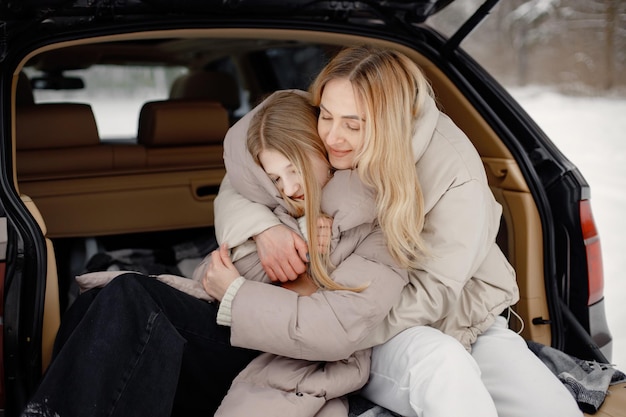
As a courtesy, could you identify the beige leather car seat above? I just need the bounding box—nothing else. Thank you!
[169,70,240,119]
[137,99,229,168]
[16,103,107,177]
[20,195,61,373]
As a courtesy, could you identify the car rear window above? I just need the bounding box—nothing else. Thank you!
[23,65,187,141]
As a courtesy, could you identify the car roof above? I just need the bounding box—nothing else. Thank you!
[0,0,456,23]
[2,0,504,69]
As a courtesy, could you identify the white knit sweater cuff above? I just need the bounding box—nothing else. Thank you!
[216,276,246,326]
[297,215,308,241]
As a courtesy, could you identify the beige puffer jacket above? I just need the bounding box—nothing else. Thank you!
[215,90,519,352]
[212,90,409,417]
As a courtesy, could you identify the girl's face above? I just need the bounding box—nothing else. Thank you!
[317,78,365,169]
[259,149,330,200]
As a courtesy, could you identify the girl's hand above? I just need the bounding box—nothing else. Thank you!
[202,243,240,301]
[316,216,333,254]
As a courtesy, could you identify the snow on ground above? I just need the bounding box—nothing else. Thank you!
[510,87,626,369]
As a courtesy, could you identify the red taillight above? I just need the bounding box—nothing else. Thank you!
[0,261,5,408]
[579,199,604,305]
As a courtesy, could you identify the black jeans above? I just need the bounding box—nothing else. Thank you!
[22,273,259,417]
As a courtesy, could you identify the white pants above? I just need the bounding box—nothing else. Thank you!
[361,317,583,417]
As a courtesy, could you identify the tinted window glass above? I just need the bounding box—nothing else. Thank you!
[265,45,335,90]
[24,65,187,141]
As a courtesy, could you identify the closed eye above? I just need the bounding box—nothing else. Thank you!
[346,123,360,131]
[268,175,280,184]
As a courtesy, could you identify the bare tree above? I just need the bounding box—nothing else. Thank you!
[505,0,561,86]
[555,0,626,91]
[604,0,617,90]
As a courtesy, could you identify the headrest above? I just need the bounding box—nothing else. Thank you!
[169,71,240,111]
[16,103,100,150]
[16,72,35,106]
[137,100,229,147]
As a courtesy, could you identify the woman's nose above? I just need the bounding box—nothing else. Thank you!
[323,123,341,146]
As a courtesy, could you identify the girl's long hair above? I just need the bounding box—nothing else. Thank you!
[247,91,363,292]
[310,45,430,268]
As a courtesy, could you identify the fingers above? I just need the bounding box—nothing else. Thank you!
[218,243,233,267]
[316,216,332,255]
[264,266,280,283]
[293,233,310,265]
[210,247,223,267]
[268,260,302,283]
[287,254,307,277]
[317,225,331,238]
[268,266,289,283]
[202,244,239,302]
[317,216,332,228]
[285,232,308,281]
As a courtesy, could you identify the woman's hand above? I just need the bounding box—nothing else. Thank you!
[202,243,240,301]
[316,216,333,254]
[255,224,309,283]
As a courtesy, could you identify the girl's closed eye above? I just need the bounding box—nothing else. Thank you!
[268,175,280,185]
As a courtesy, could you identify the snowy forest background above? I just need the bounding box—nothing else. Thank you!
[432,0,626,94]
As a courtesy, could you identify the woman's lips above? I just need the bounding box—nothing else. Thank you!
[328,147,351,158]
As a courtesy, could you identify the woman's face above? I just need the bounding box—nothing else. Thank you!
[259,149,330,200]
[317,78,365,169]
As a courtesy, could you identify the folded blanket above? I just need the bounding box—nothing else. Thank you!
[76,271,214,302]
[528,340,626,413]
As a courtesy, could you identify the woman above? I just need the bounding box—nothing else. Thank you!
[213,46,583,416]
[205,90,501,416]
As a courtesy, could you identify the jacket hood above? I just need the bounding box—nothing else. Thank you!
[223,90,299,212]
[411,93,440,163]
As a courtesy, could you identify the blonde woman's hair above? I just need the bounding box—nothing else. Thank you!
[247,91,364,292]
[310,46,431,268]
